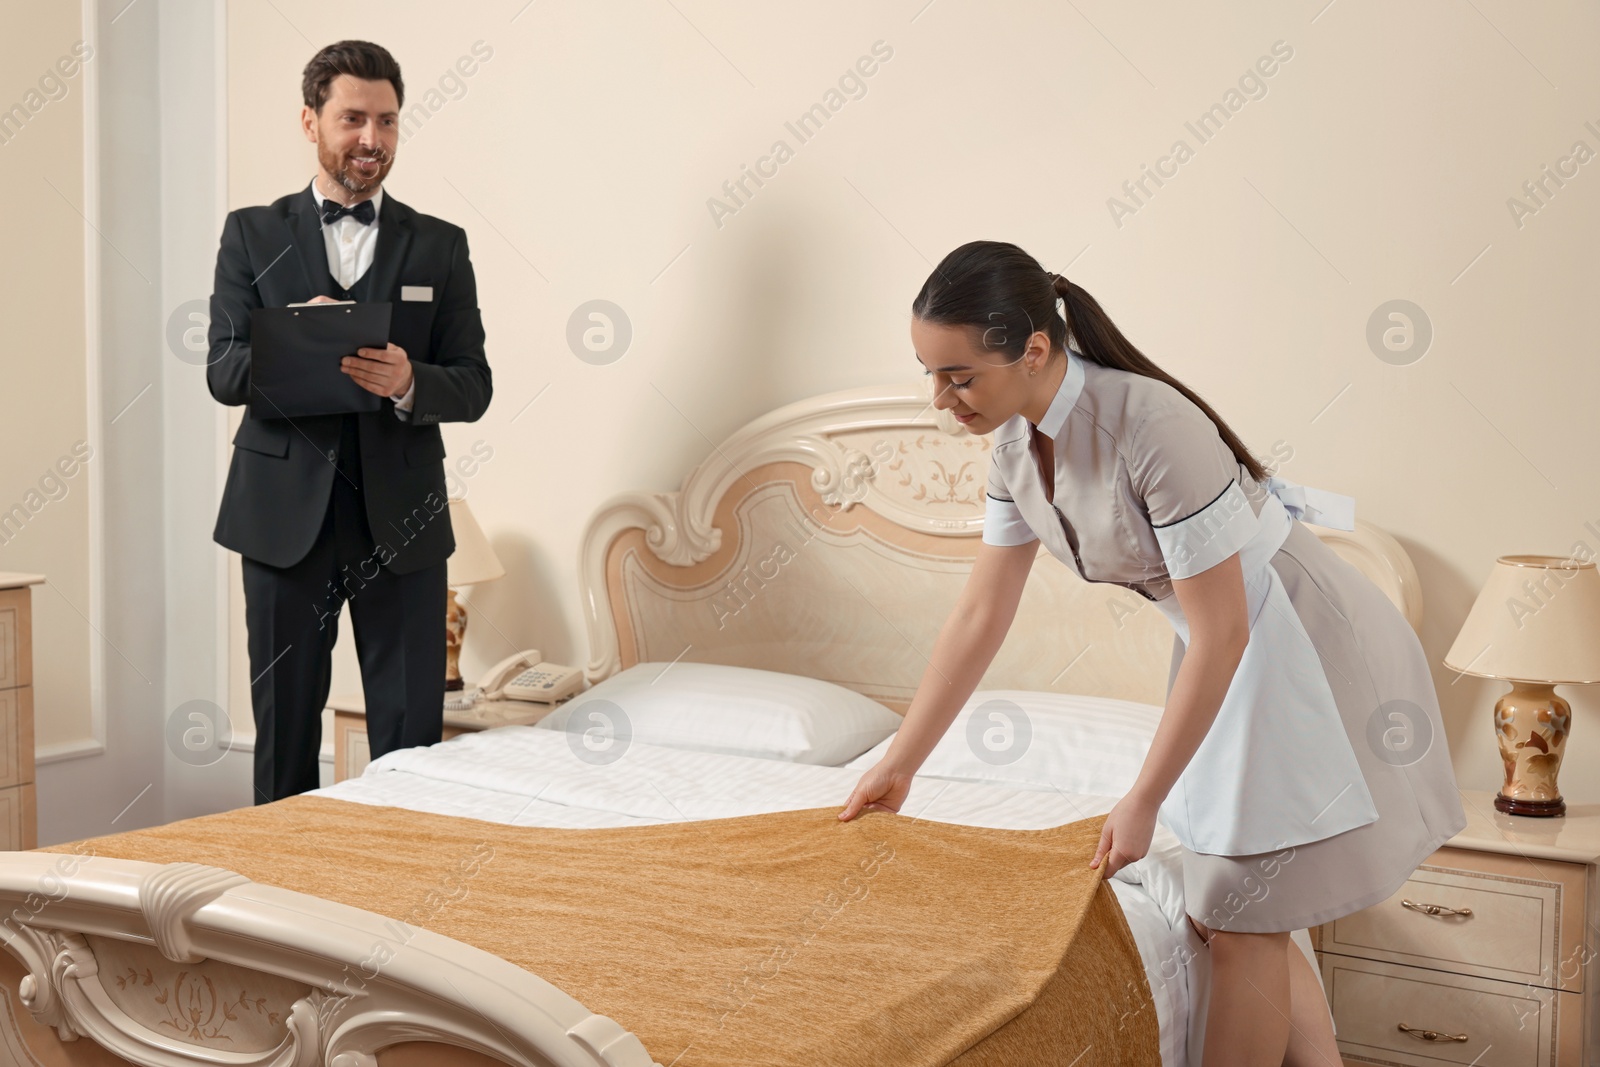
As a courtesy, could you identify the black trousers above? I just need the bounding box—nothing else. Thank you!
[240,444,446,803]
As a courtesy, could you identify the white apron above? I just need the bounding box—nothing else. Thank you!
[1148,476,1380,855]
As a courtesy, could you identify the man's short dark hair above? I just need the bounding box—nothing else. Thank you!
[302,40,404,112]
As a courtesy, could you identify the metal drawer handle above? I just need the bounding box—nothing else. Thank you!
[1397,1022,1469,1042]
[1400,898,1473,917]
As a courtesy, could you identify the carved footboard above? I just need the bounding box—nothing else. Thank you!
[0,852,659,1067]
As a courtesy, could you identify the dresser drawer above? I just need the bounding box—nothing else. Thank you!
[0,783,36,851]
[0,686,32,788]
[1317,845,1587,992]
[332,711,471,782]
[1321,954,1580,1066]
[0,588,28,690]
[334,713,372,783]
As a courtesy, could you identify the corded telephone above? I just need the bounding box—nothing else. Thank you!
[478,650,584,703]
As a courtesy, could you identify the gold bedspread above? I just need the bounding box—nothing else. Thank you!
[45,797,1160,1066]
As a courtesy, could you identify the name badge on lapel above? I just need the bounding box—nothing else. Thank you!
[401,285,433,302]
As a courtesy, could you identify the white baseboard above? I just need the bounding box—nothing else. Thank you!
[36,737,109,765]
[224,732,335,768]
[35,735,334,768]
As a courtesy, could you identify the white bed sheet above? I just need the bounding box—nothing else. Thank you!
[313,725,1314,1067]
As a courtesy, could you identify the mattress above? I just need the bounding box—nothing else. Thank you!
[309,723,1300,1067]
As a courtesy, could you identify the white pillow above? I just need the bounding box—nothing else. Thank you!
[844,689,1162,798]
[536,662,902,765]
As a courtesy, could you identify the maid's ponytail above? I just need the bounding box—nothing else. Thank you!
[913,241,1267,484]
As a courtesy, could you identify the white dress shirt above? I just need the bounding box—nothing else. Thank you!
[307,179,416,416]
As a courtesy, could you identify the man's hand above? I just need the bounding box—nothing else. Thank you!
[343,342,414,398]
[303,297,414,398]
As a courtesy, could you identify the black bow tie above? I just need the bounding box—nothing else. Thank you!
[320,198,376,226]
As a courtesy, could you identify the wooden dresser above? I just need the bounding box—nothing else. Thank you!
[1314,788,1598,1065]
[0,573,42,850]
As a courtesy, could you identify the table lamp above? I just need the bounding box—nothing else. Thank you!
[445,498,506,696]
[1444,554,1600,816]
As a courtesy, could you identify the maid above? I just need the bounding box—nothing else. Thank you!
[839,240,1467,1065]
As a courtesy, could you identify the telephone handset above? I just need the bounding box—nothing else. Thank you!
[479,650,584,703]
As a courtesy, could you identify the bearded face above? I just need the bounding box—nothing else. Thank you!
[318,137,393,195]
[304,73,400,199]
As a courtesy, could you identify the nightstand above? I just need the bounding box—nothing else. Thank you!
[326,692,562,782]
[0,572,42,850]
[1313,788,1598,1065]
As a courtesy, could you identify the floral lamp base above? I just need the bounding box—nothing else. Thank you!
[445,588,468,692]
[1494,681,1570,817]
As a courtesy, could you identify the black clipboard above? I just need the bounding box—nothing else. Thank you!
[249,302,393,419]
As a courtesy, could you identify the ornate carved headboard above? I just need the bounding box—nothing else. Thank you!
[578,386,1422,713]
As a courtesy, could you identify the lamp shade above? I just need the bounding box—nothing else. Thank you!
[446,498,506,587]
[1443,555,1600,684]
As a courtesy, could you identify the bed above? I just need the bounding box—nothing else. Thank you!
[0,384,1423,1066]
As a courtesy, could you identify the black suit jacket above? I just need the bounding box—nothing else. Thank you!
[207,187,492,574]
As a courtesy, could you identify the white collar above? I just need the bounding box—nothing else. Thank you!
[309,177,384,219]
[1033,348,1086,441]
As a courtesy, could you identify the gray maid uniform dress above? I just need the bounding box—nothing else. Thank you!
[982,348,1468,934]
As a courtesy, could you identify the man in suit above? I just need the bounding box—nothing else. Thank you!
[207,40,492,802]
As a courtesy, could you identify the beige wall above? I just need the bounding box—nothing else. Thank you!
[225,3,1600,800]
[0,10,93,752]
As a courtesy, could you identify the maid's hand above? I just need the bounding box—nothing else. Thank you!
[838,761,914,821]
[1092,793,1159,878]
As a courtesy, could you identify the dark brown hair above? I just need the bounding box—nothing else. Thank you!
[302,40,404,112]
[911,240,1268,484]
